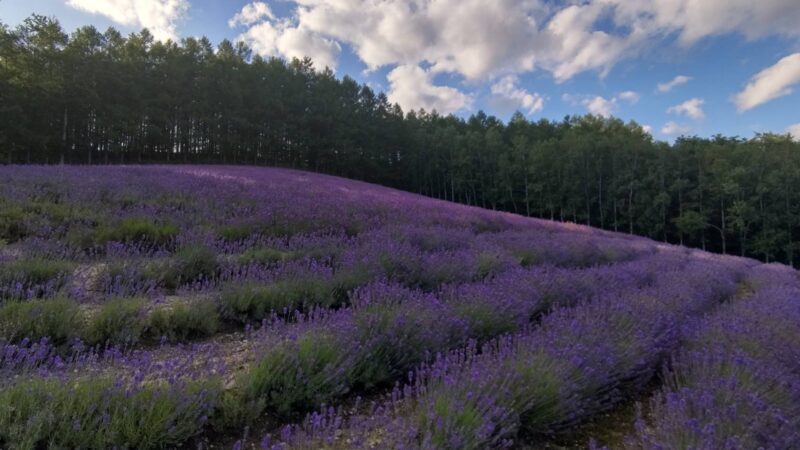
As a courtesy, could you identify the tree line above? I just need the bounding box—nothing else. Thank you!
[2,15,800,265]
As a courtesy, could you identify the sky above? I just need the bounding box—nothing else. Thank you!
[2,0,800,141]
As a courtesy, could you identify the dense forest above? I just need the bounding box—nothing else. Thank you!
[2,15,800,265]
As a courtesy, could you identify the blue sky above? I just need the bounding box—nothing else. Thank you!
[2,0,800,140]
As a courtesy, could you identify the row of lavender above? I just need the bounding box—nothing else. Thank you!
[262,253,753,449]
[222,253,674,424]
[0,249,665,448]
[2,166,791,449]
[0,165,663,448]
[626,264,800,449]
[1,166,652,351]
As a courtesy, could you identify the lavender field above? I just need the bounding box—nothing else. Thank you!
[0,165,798,449]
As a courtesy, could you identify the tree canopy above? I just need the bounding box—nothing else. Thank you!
[2,16,800,265]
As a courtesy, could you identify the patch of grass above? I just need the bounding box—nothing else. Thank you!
[0,297,82,344]
[148,298,219,342]
[83,297,146,346]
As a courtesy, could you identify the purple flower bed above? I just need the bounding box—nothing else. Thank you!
[0,165,792,449]
[265,256,749,449]
[627,264,800,449]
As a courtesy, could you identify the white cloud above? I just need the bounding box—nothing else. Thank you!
[387,65,472,114]
[734,53,800,111]
[231,4,341,70]
[543,3,645,83]
[231,0,647,85]
[642,124,653,134]
[229,2,274,27]
[227,1,800,113]
[618,90,640,104]
[667,98,705,120]
[657,75,691,93]
[662,121,691,135]
[295,0,545,80]
[490,75,544,115]
[787,123,800,141]
[66,0,188,41]
[567,91,638,117]
[609,0,800,46]
[583,96,616,118]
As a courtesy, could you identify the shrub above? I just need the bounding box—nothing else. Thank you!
[23,201,90,233]
[219,279,330,323]
[94,218,178,247]
[0,376,219,449]
[0,259,73,299]
[148,298,219,342]
[0,202,27,243]
[83,298,146,346]
[0,258,73,286]
[238,247,293,266]
[211,390,265,432]
[450,297,519,342]
[474,252,510,279]
[513,249,541,267]
[218,223,255,243]
[161,246,219,289]
[244,332,352,415]
[0,297,82,344]
[330,269,372,305]
[219,220,310,242]
[99,260,161,297]
[351,300,463,389]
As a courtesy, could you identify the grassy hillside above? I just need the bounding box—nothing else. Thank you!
[0,165,798,449]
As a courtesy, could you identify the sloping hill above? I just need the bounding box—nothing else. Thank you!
[0,165,797,449]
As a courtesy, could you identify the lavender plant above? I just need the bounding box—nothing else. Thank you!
[0,165,790,449]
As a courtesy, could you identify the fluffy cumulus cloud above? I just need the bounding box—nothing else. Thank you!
[227,0,800,113]
[490,75,544,115]
[787,123,800,141]
[657,75,691,93]
[583,96,616,118]
[662,121,691,135]
[542,2,645,83]
[66,0,188,41]
[229,2,275,27]
[734,53,800,111]
[608,0,800,45]
[230,3,341,70]
[618,91,640,104]
[667,98,705,120]
[387,65,472,114]
[564,90,639,117]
